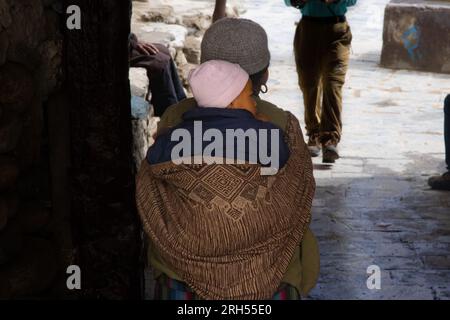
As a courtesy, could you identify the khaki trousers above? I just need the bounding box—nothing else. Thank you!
[294,18,352,145]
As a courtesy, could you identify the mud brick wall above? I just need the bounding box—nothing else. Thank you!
[1,0,141,299]
[0,0,65,298]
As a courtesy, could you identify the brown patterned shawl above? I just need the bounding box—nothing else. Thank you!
[136,112,315,299]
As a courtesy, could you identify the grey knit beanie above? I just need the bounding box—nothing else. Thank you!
[200,18,271,75]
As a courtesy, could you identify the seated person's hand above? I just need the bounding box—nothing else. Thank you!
[130,33,160,55]
[135,41,160,56]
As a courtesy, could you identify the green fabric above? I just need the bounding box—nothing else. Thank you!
[283,228,320,296]
[300,0,357,17]
[148,242,182,282]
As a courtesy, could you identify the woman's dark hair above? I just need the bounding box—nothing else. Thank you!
[249,65,269,97]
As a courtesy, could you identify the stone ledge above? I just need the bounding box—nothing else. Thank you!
[131,95,158,170]
[380,0,450,74]
[129,67,149,99]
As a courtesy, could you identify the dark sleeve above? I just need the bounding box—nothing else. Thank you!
[129,33,138,45]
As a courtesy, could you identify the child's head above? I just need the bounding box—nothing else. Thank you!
[188,60,256,115]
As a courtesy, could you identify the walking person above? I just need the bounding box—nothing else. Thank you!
[287,0,357,163]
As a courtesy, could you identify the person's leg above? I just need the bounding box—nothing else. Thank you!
[153,44,186,103]
[130,43,185,117]
[428,94,450,190]
[294,19,323,157]
[320,21,352,163]
[154,273,197,300]
[146,44,186,117]
[445,94,450,170]
[147,62,180,117]
[168,59,187,102]
[271,283,301,300]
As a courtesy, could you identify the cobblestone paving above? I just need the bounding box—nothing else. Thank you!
[242,0,450,299]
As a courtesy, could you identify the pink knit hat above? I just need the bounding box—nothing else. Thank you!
[188,60,249,108]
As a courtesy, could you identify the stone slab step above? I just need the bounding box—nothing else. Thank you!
[380,0,450,74]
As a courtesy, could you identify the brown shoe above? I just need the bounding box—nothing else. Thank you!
[322,143,339,163]
[428,172,450,190]
[307,135,321,157]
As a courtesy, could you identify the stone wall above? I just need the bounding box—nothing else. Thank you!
[129,63,157,168]
[0,0,66,298]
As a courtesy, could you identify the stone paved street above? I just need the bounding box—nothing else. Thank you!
[242,0,450,299]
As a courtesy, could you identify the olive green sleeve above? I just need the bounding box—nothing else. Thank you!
[256,98,289,131]
[156,98,197,132]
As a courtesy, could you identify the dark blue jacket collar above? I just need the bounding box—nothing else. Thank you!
[182,107,255,122]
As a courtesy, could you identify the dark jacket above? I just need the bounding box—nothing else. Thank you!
[147,107,290,169]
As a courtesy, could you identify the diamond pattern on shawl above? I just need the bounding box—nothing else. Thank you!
[240,183,259,201]
[168,169,197,192]
[227,208,244,221]
[192,184,215,203]
[202,166,244,200]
